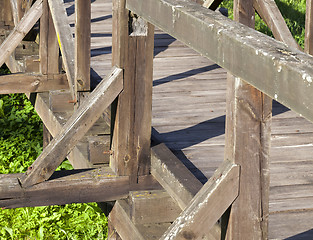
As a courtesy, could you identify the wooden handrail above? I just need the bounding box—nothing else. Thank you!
[126,0,313,123]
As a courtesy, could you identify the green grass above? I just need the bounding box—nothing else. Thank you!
[0,66,108,240]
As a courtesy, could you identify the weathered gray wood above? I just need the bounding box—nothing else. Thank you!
[127,0,313,123]
[0,0,42,68]
[20,67,123,187]
[203,0,223,10]
[151,143,203,210]
[49,90,74,112]
[160,161,239,240]
[0,167,161,209]
[48,0,76,101]
[224,0,271,239]
[88,135,110,165]
[306,0,313,54]
[0,73,68,94]
[75,0,91,90]
[109,200,145,240]
[253,0,300,50]
[111,0,154,184]
[10,0,23,26]
[129,190,181,224]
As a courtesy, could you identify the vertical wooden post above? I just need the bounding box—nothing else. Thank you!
[40,0,59,147]
[305,0,313,54]
[75,0,91,91]
[111,0,154,184]
[224,0,272,239]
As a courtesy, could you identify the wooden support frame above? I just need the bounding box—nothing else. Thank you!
[0,0,42,68]
[306,0,313,54]
[126,0,313,123]
[0,167,161,208]
[0,73,68,94]
[47,0,77,101]
[224,0,272,238]
[75,0,91,91]
[20,67,123,187]
[111,0,155,184]
[161,161,239,240]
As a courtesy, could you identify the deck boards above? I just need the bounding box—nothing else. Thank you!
[63,0,313,238]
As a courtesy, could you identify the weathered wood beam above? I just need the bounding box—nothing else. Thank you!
[160,161,240,240]
[253,0,300,50]
[10,0,23,26]
[305,0,313,54]
[0,0,42,68]
[224,0,272,239]
[75,0,91,91]
[111,0,154,184]
[48,0,77,101]
[151,142,221,240]
[109,200,145,240]
[20,67,123,187]
[151,143,202,210]
[127,0,313,123]
[0,73,68,94]
[0,167,160,208]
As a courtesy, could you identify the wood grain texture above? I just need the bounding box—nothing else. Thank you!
[20,67,123,187]
[306,0,313,54]
[224,0,272,239]
[75,0,91,90]
[0,73,68,94]
[111,0,154,183]
[160,161,239,240]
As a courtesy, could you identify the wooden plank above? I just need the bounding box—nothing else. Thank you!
[20,67,123,187]
[111,0,154,184]
[253,0,300,50]
[0,167,160,208]
[88,135,110,165]
[160,161,239,240]
[151,142,203,210]
[10,0,23,26]
[109,200,145,240]
[0,0,42,68]
[75,0,91,90]
[305,0,313,54]
[48,0,76,101]
[129,190,181,224]
[126,0,313,123]
[224,0,271,239]
[0,73,68,94]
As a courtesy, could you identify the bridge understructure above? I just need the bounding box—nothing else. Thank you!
[1,0,313,239]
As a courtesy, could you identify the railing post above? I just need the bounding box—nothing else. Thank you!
[224,0,272,239]
[40,0,59,147]
[305,0,313,54]
[75,0,91,91]
[111,0,154,184]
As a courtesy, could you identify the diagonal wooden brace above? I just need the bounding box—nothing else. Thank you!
[19,67,123,188]
[160,160,240,240]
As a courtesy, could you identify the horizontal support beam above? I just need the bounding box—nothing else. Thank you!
[20,67,123,187]
[0,168,161,208]
[127,0,313,123]
[161,161,240,240]
[0,73,68,94]
[0,0,42,68]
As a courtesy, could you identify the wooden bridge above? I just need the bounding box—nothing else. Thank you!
[1,0,313,239]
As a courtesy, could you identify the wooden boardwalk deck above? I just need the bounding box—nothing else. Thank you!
[65,0,313,238]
